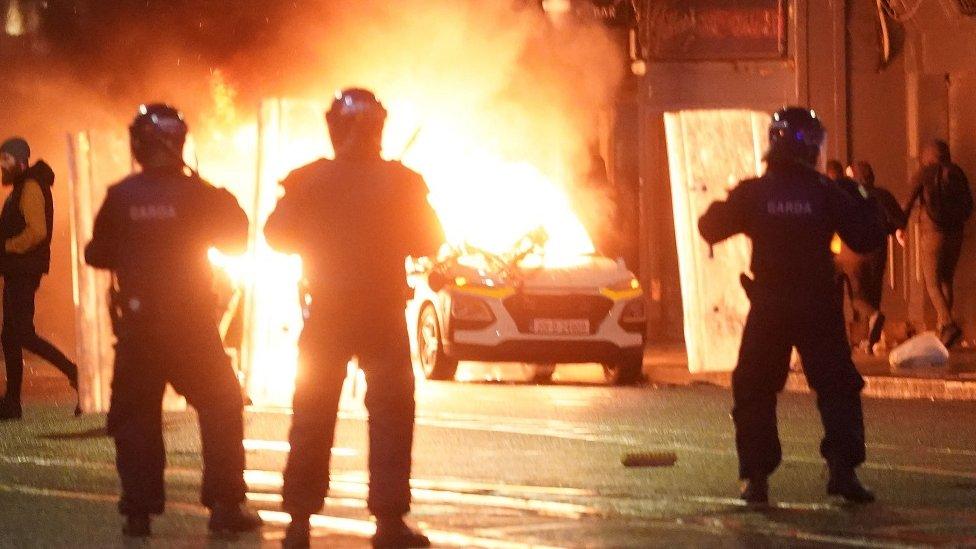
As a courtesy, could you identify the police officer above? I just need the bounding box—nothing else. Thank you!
[0,137,79,420]
[85,104,262,538]
[265,88,443,548]
[698,107,885,505]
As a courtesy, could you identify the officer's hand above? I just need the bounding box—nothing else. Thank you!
[895,229,906,247]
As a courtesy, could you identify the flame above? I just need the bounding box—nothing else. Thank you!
[387,113,596,263]
[187,1,618,405]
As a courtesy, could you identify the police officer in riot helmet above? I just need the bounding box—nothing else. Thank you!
[265,88,443,548]
[85,104,262,538]
[699,107,885,505]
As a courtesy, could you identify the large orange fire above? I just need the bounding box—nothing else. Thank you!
[183,3,621,406]
[195,89,604,406]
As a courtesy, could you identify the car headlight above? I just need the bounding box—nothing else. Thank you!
[451,275,515,299]
[451,294,495,327]
[601,277,643,301]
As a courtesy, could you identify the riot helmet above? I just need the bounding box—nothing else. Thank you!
[767,107,825,168]
[129,103,188,169]
[325,88,387,158]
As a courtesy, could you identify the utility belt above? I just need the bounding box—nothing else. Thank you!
[739,273,844,306]
[109,281,216,334]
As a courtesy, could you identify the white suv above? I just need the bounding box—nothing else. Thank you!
[405,242,646,385]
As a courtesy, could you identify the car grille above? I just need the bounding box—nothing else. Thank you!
[502,293,614,335]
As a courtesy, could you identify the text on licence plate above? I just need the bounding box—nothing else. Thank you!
[531,318,590,336]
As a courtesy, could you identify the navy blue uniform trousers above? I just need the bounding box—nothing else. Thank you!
[108,318,246,515]
[732,290,866,479]
[282,312,415,518]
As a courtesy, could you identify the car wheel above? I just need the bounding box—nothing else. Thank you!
[417,304,458,381]
[603,355,643,386]
[531,363,556,384]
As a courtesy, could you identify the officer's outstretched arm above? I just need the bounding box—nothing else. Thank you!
[211,188,249,255]
[85,189,119,269]
[830,186,886,254]
[698,186,748,245]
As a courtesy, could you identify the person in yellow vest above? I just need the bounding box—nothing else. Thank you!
[0,137,79,421]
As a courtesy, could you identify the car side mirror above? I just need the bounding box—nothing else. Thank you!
[428,270,448,292]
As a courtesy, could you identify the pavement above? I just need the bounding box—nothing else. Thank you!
[2,365,976,547]
[644,343,976,401]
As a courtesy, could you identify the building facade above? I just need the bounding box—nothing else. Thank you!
[631,0,976,369]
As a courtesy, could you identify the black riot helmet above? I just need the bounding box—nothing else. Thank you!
[325,88,387,158]
[129,103,188,169]
[767,106,826,167]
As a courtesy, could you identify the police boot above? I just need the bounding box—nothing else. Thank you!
[0,396,22,421]
[282,514,310,549]
[739,477,769,506]
[372,516,430,548]
[827,467,875,503]
[208,503,263,538]
[122,514,151,538]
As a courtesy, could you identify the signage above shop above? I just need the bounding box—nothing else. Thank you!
[540,0,637,27]
[643,0,787,61]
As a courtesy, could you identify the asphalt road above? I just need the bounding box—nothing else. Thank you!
[1,364,976,547]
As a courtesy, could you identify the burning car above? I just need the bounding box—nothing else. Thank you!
[406,230,646,385]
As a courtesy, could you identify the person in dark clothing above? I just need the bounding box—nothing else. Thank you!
[902,140,973,347]
[838,161,906,351]
[830,161,905,352]
[265,89,443,549]
[84,104,262,539]
[0,137,79,421]
[825,159,845,182]
[699,107,885,505]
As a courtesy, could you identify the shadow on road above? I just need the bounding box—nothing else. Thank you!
[38,425,110,440]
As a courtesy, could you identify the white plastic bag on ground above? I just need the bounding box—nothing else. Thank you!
[888,332,950,369]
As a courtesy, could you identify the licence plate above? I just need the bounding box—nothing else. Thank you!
[531,318,590,336]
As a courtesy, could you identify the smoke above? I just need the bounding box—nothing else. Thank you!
[0,0,625,346]
[242,1,625,254]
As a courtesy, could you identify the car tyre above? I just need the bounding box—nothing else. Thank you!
[531,363,556,384]
[418,304,458,381]
[603,355,643,386]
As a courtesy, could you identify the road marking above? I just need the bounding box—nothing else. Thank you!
[259,509,569,548]
[0,469,957,548]
[9,433,976,489]
[0,481,566,548]
[243,438,358,456]
[659,443,976,481]
[245,491,368,510]
[867,442,976,458]
[243,470,599,519]
[410,409,976,462]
